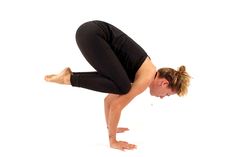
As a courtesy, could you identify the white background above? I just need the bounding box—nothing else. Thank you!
[0,0,236,156]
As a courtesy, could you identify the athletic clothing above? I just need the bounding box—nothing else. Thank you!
[70,20,148,94]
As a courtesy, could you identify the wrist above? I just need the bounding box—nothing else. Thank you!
[109,134,117,144]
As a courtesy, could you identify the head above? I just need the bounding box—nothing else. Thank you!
[149,65,191,98]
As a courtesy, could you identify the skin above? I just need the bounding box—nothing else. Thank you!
[44,57,176,151]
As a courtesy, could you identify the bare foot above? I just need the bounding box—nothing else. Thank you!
[44,67,72,85]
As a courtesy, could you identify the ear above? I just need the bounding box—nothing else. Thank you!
[161,79,169,87]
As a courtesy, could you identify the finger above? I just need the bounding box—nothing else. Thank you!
[128,144,137,150]
[120,143,129,150]
[125,144,133,150]
[120,147,125,151]
[125,146,135,150]
[117,128,129,133]
[121,128,129,131]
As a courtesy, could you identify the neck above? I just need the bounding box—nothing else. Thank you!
[149,72,157,89]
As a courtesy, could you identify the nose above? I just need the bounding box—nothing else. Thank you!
[160,96,165,99]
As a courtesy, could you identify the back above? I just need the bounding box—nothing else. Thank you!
[92,20,149,82]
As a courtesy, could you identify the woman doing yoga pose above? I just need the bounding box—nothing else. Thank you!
[45,20,191,151]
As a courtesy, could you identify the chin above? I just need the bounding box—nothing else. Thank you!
[150,91,156,96]
[149,90,154,96]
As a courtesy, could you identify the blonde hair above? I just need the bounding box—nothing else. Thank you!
[157,66,191,96]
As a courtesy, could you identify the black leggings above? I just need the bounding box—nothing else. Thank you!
[70,21,142,94]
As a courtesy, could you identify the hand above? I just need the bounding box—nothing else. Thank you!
[117,127,129,133]
[110,140,137,151]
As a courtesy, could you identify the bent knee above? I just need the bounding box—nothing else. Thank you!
[119,84,131,95]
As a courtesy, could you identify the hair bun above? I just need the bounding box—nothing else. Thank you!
[178,65,186,73]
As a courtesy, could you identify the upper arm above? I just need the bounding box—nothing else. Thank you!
[114,74,152,109]
[128,57,156,97]
[127,73,153,99]
[114,58,156,109]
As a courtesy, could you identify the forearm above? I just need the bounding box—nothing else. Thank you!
[104,94,119,129]
[108,95,133,143]
[108,104,123,144]
[104,102,110,128]
[106,80,146,144]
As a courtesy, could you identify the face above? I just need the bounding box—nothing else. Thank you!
[149,77,176,99]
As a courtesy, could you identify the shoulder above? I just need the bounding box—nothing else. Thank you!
[129,57,156,96]
[136,57,156,81]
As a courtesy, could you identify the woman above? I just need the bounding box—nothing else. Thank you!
[45,20,191,151]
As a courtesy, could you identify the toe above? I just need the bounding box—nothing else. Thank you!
[44,75,55,81]
[44,75,49,81]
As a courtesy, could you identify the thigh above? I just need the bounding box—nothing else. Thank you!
[76,22,131,93]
